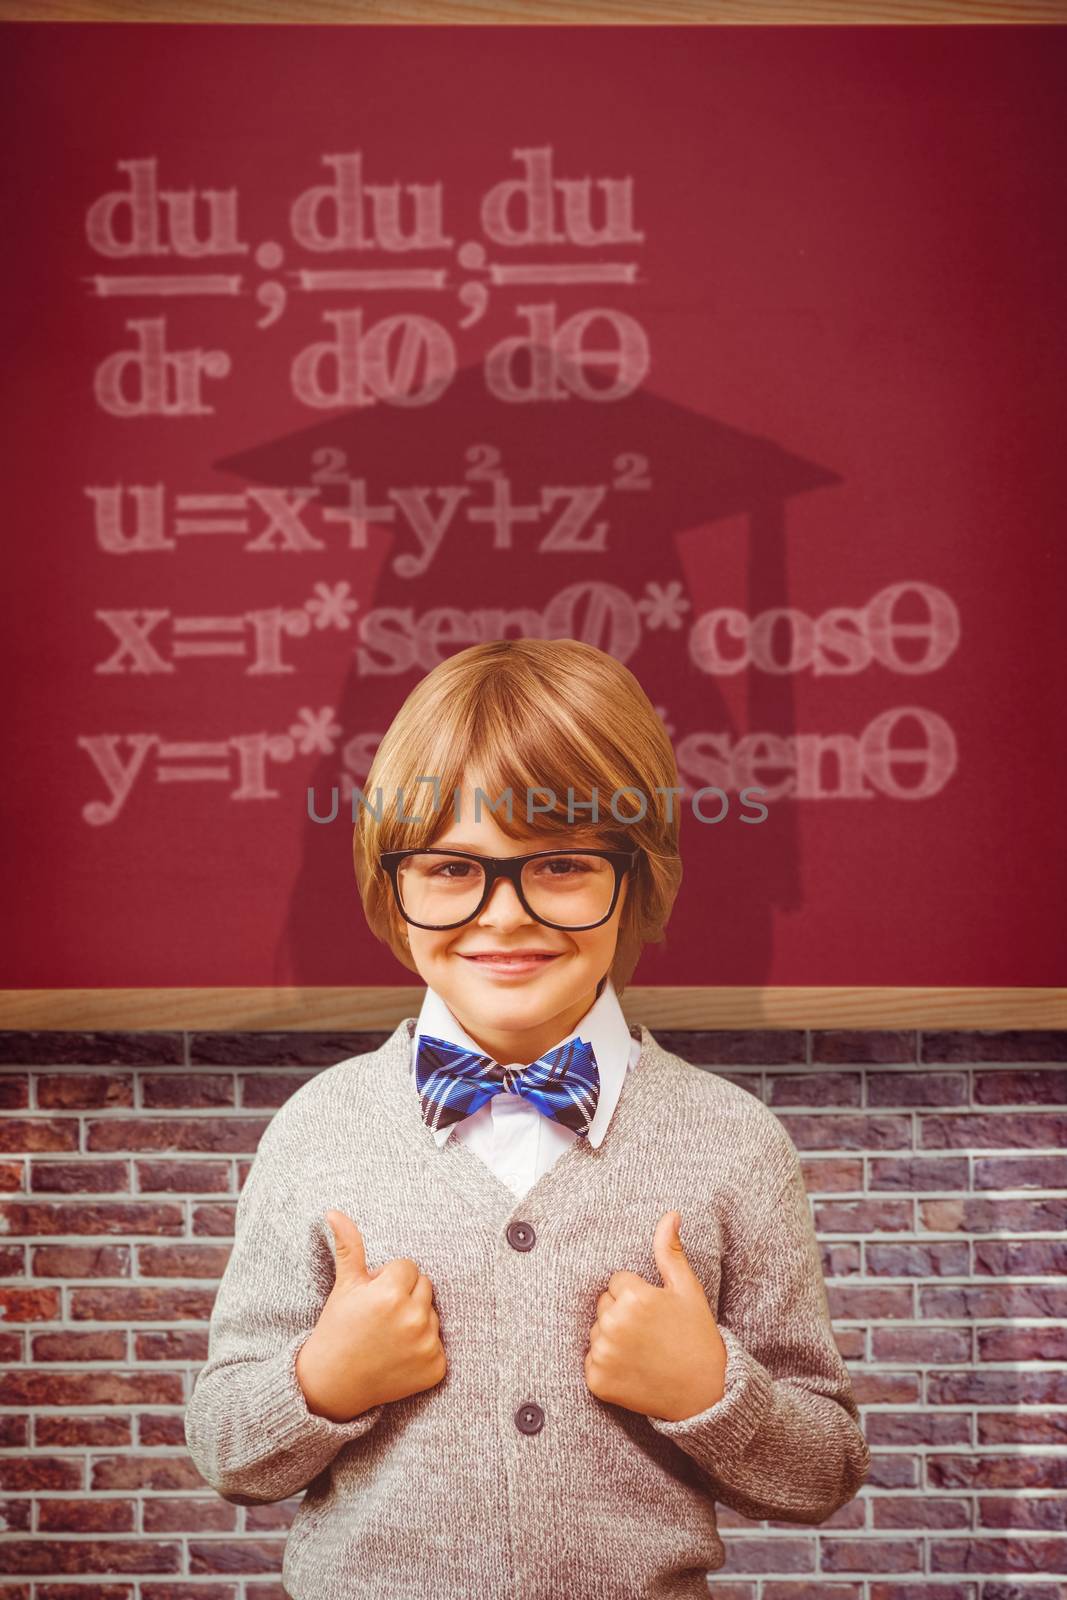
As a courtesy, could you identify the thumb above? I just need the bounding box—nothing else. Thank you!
[653,1209,701,1295]
[325,1210,377,1285]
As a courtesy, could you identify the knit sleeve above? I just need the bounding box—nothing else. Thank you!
[184,1115,384,1505]
[646,1130,870,1524]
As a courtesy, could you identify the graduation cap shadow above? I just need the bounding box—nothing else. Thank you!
[215,350,842,1008]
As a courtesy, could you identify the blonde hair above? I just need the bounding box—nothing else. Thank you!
[352,639,682,995]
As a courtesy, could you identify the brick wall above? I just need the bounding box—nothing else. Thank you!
[1,1025,1065,1600]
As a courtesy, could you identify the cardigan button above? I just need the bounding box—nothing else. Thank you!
[506,1220,535,1252]
[515,1402,544,1434]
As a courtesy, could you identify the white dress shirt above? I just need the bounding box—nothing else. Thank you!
[410,975,642,1199]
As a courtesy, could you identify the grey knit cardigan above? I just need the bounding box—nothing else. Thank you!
[184,1017,870,1598]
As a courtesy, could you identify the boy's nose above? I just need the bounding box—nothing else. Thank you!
[477,875,530,924]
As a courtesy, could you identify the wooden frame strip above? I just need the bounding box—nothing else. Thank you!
[1,987,1064,1030]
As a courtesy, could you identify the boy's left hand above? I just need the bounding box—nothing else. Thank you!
[583,1210,728,1422]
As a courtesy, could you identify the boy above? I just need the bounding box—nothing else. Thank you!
[184,637,869,1598]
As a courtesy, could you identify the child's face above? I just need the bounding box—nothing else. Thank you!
[401,780,629,1061]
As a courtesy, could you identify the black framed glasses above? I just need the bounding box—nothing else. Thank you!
[378,847,639,932]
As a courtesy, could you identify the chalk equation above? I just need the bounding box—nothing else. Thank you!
[86,448,652,570]
[90,578,961,680]
[86,149,652,414]
[78,142,964,830]
[78,704,959,826]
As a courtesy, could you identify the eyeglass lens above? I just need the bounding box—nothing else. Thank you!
[395,852,617,928]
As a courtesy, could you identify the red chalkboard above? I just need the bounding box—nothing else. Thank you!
[4,22,1065,992]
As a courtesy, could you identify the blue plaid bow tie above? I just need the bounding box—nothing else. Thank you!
[415,1032,601,1138]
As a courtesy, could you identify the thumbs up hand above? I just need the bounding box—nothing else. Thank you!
[583,1211,728,1422]
[295,1211,447,1424]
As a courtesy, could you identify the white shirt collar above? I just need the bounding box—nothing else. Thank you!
[411,975,638,1149]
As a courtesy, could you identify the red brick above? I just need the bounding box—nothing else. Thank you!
[0,1030,182,1066]
[979,1235,1067,1273]
[137,1415,187,1448]
[135,1329,209,1361]
[35,1415,131,1447]
[0,1371,183,1406]
[774,1112,912,1150]
[869,1588,977,1600]
[976,1238,1067,1274]
[37,1499,135,1533]
[867,1072,967,1107]
[86,1118,269,1153]
[830,1285,915,1319]
[871,1496,969,1529]
[929,1370,1067,1405]
[90,1457,204,1492]
[0,1500,31,1531]
[920,1112,1067,1149]
[687,1535,815,1571]
[31,1331,127,1362]
[142,1588,236,1600]
[191,1203,236,1236]
[821,1242,862,1277]
[30,1161,130,1194]
[142,1497,238,1532]
[37,1075,133,1110]
[2,1202,183,1236]
[973,1067,1067,1102]
[868,1155,969,1190]
[798,1156,863,1192]
[188,1539,286,1576]
[135,1159,232,1193]
[977,1296,1067,1347]
[975,1153,1067,1188]
[0,1458,83,1491]
[135,1244,230,1278]
[141,1074,234,1110]
[812,1031,917,1064]
[655,1030,804,1066]
[921,1031,1067,1063]
[851,1372,921,1405]
[239,1071,319,1108]
[930,1535,1067,1572]
[0,1541,181,1576]
[822,1538,923,1572]
[865,1453,918,1488]
[864,1411,970,1447]
[766,1073,862,1107]
[762,1574,865,1596]
[978,1411,1067,1446]
[0,1287,61,1321]
[814,1199,913,1232]
[32,1244,131,1278]
[866,1242,969,1276]
[0,1121,78,1154]
[929,1454,1067,1490]
[922,1196,1067,1232]
[921,1283,1067,1319]
[70,1287,215,1322]
[977,1495,1067,1529]
[871,1325,971,1363]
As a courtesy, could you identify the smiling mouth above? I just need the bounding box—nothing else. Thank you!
[460,952,560,963]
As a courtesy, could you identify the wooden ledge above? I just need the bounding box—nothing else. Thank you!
[1,986,1064,1030]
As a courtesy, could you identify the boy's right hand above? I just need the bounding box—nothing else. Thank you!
[295,1210,447,1423]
